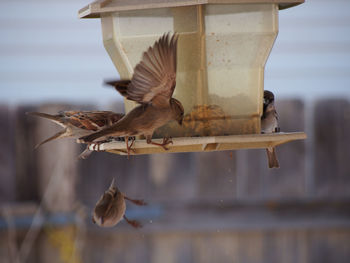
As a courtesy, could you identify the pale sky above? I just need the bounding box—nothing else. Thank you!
[0,0,349,106]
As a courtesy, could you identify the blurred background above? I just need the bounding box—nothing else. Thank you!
[0,0,350,263]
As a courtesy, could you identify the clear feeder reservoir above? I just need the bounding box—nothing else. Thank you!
[79,0,306,155]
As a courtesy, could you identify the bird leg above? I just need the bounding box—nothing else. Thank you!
[123,215,142,229]
[147,136,173,150]
[90,139,111,152]
[125,136,136,159]
[124,196,147,206]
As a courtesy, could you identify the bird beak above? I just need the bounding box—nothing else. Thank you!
[109,178,116,190]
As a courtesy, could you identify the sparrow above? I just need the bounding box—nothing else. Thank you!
[27,111,125,158]
[261,90,280,168]
[92,178,147,228]
[79,33,184,155]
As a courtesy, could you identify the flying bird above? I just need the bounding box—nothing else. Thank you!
[261,90,280,168]
[92,178,147,228]
[27,111,124,157]
[79,33,184,155]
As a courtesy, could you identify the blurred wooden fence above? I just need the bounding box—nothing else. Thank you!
[0,99,350,263]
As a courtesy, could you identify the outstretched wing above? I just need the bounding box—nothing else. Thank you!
[128,33,178,106]
[104,80,132,100]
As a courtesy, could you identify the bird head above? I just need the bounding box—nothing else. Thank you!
[170,98,184,125]
[263,90,275,106]
[92,178,120,227]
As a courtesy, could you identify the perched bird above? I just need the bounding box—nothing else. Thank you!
[27,111,124,158]
[79,33,184,155]
[261,90,280,168]
[92,178,147,228]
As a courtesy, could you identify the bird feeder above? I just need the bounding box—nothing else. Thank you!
[78,0,306,155]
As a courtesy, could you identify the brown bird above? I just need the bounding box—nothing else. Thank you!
[79,33,184,155]
[92,178,147,228]
[261,90,280,168]
[27,111,124,157]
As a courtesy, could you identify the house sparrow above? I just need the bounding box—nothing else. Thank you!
[92,178,147,228]
[79,33,184,155]
[27,111,125,158]
[261,90,280,168]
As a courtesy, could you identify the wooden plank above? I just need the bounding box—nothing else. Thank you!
[0,234,10,263]
[262,230,308,263]
[82,232,151,263]
[90,132,307,155]
[195,151,237,200]
[308,229,350,263]
[236,100,306,200]
[151,233,193,263]
[34,104,79,212]
[79,0,304,18]
[237,231,264,263]
[236,149,265,199]
[148,153,196,202]
[193,233,238,263]
[14,105,39,202]
[314,99,350,198]
[136,200,350,232]
[0,105,16,202]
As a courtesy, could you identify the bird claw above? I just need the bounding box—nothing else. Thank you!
[128,220,143,229]
[126,137,136,159]
[148,136,173,150]
[161,137,173,150]
[124,196,147,206]
[123,215,143,229]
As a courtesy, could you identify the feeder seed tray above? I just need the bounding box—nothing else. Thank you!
[88,132,306,155]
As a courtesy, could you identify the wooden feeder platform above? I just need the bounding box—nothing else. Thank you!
[88,132,306,155]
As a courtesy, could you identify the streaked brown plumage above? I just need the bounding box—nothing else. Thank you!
[79,33,184,154]
[27,111,124,148]
[92,178,146,228]
[261,90,280,168]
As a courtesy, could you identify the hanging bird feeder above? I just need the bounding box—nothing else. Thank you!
[78,0,306,155]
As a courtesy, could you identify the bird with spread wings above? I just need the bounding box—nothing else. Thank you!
[79,33,184,155]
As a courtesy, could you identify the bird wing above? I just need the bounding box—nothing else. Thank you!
[63,111,124,131]
[104,80,133,100]
[78,106,147,143]
[127,33,178,107]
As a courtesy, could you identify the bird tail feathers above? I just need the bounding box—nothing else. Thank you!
[266,147,279,169]
[34,129,68,149]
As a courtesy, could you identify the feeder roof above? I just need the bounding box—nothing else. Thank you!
[79,0,304,18]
